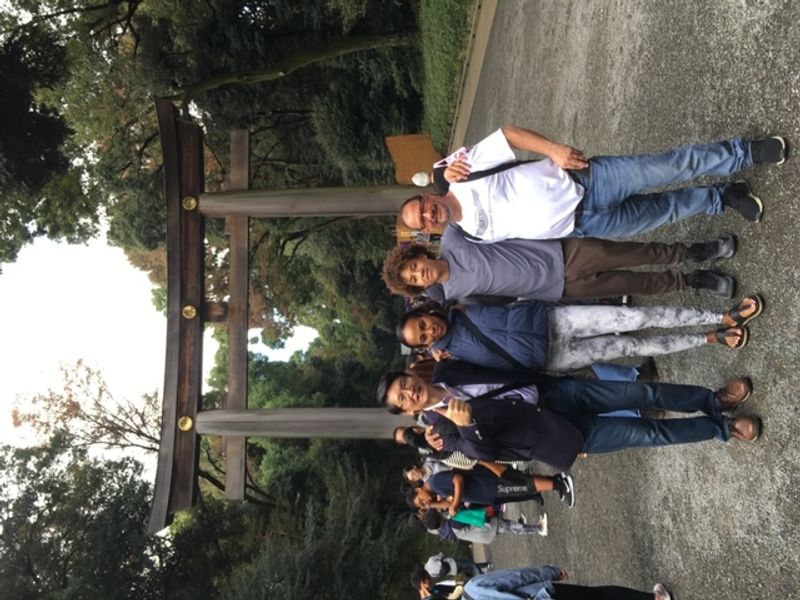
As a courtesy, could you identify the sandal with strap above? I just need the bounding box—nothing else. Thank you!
[728,415,763,442]
[725,293,764,327]
[713,326,749,349]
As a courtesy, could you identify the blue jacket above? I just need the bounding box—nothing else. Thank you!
[432,304,550,371]
[463,565,562,600]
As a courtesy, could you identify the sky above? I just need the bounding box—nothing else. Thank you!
[0,233,317,451]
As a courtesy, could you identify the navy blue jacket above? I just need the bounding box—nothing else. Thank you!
[432,304,550,371]
[424,364,584,471]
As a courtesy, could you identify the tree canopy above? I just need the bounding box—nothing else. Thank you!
[0,432,165,599]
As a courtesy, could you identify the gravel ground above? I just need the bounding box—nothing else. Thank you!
[462,1,800,597]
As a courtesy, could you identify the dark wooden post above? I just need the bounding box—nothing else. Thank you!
[148,97,416,533]
[222,130,251,499]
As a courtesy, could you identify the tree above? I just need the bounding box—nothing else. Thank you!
[0,27,101,266]
[12,360,276,507]
[12,359,161,454]
[0,432,167,600]
[165,32,418,105]
[220,462,417,600]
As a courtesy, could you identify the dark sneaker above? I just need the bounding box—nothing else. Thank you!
[553,473,575,508]
[686,270,736,298]
[751,136,787,165]
[636,357,660,383]
[722,181,763,222]
[688,234,737,261]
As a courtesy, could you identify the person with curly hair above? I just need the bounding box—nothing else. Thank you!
[381,225,737,301]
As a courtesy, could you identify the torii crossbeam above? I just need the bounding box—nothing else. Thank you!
[147,98,414,534]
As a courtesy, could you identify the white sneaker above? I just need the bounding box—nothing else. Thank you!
[653,583,672,600]
[537,513,548,536]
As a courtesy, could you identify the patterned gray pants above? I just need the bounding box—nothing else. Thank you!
[545,305,721,371]
[495,517,543,535]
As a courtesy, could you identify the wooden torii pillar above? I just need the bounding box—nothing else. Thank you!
[148,98,415,533]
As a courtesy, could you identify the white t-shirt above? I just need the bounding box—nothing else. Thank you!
[438,129,584,241]
[424,553,458,578]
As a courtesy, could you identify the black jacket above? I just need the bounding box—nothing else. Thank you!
[424,362,584,471]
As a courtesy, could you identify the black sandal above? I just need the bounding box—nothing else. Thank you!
[714,326,749,349]
[725,293,764,327]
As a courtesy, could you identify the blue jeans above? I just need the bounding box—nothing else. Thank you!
[591,362,640,418]
[463,565,561,600]
[539,379,730,453]
[571,138,753,238]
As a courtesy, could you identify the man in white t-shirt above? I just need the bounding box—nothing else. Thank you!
[398,126,787,241]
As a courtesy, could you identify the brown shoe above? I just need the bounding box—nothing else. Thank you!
[728,416,763,442]
[716,377,753,410]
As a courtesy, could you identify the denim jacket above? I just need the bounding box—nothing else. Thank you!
[462,565,561,600]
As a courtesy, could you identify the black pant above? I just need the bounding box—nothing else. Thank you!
[494,468,541,503]
[552,582,652,600]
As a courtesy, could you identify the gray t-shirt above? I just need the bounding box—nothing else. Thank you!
[436,225,565,301]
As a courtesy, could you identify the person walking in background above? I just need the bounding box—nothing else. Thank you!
[461,564,673,600]
[407,462,574,515]
[424,552,491,579]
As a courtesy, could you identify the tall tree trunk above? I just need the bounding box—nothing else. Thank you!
[166,32,418,104]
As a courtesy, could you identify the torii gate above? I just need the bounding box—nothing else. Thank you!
[147,98,415,533]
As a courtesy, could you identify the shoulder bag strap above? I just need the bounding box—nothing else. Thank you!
[434,159,539,194]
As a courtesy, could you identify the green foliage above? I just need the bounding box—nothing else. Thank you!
[0,432,165,600]
[326,0,371,32]
[0,26,100,265]
[221,462,417,600]
[311,46,423,184]
[105,167,167,250]
[151,285,168,314]
[165,497,268,600]
[420,0,475,150]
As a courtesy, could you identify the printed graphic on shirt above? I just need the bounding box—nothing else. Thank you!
[470,192,489,237]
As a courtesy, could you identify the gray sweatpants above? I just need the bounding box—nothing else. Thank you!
[545,305,720,371]
[495,517,543,535]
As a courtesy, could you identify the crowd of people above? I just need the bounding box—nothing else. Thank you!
[376,126,787,599]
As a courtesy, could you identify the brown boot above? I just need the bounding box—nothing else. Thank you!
[716,377,753,411]
[728,416,763,442]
